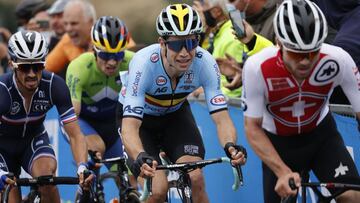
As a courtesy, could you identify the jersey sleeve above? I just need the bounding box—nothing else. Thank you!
[122,55,149,119]
[51,74,77,124]
[242,57,266,118]
[199,52,228,114]
[0,82,11,115]
[338,49,360,112]
[66,56,86,102]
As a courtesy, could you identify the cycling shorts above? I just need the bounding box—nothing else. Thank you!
[262,112,360,203]
[119,101,205,172]
[0,132,56,176]
[62,117,124,160]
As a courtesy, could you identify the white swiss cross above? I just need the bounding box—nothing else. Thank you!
[280,100,316,117]
[334,162,349,178]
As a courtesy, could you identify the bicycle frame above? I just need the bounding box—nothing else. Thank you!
[140,156,242,203]
[1,175,79,203]
[87,152,140,203]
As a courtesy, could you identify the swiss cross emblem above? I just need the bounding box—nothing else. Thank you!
[266,92,327,126]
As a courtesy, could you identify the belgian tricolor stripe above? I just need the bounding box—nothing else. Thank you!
[145,92,189,107]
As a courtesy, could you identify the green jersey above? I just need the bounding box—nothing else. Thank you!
[66,51,134,120]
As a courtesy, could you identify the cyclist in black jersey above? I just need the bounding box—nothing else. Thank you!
[0,30,90,203]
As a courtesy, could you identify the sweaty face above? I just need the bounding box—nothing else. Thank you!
[13,63,44,92]
[282,48,320,83]
[63,6,92,47]
[161,35,198,75]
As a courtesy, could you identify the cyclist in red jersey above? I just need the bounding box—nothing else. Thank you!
[242,0,360,202]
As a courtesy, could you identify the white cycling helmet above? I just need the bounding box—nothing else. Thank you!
[8,30,48,62]
[273,0,328,52]
[156,3,203,37]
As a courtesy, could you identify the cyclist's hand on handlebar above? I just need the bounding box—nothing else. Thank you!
[275,172,301,199]
[0,171,15,190]
[134,152,158,178]
[224,142,247,166]
[77,163,94,190]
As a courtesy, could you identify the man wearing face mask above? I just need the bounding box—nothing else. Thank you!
[193,0,272,98]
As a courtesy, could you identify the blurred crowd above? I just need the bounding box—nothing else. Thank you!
[0,0,359,104]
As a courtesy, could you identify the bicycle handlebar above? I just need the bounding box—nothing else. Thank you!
[15,175,79,186]
[139,157,242,201]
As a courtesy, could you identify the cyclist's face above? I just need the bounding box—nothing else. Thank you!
[96,52,122,77]
[13,62,44,92]
[281,47,320,83]
[160,35,198,74]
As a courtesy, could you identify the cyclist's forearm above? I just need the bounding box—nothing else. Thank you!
[212,111,237,146]
[121,117,145,160]
[64,121,88,164]
[244,118,291,178]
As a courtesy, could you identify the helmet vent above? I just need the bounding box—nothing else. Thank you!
[15,40,24,54]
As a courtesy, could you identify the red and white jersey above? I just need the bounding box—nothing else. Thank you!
[242,44,360,136]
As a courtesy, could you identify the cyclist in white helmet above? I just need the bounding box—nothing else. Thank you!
[0,30,90,203]
[242,0,360,202]
[118,3,246,203]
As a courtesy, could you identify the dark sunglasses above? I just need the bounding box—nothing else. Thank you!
[285,49,320,61]
[97,51,125,61]
[165,38,199,52]
[13,63,45,73]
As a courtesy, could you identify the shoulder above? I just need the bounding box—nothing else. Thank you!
[0,73,13,87]
[246,46,278,65]
[68,52,95,71]
[320,43,352,60]
[130,44,161,67]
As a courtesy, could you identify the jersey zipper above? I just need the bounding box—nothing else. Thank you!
[21,91,36,138]
[165,77,180,113]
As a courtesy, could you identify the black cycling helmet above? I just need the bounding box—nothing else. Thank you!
[91,16,130,53]
[273,0,328,52]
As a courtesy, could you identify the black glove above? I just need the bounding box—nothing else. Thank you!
[224,142,247,160]
[132,152,154,178]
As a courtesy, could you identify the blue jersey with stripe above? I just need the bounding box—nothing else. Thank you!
[0,71,76,138]
[120,44,227,118]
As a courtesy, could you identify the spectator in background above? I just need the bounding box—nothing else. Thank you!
[0,27,11,75]
[232,0,281,44]
[193,0,272,98]
[311,0,360,105]
[15,0,49,31]
[47,0,68,51]
[45,0,96,79]
[26,9,52,44]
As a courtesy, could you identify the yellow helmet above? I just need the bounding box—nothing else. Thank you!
[156,4,203,37]
[91,16,129,53]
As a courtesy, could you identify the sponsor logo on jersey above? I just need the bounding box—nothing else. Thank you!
[210,94,226,106]
[155,87,168,94]
[213,64,221,90]
[178,85,196,90]
[32,100,51,112]
[310,59,339,85]
[267,92,326,127]
[132,71,142,96]
[10,102,21,115]
[86,106,99,113]
[38,90,45,98]
[195,51,203,58]
[124,105,144,115]
[156,76,167,86]
[184,70,194,84]
[150,53,159,63]
[266,78,295,91]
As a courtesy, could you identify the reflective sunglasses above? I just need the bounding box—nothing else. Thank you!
[285,49,320,61]
[97,51,125,61]
[13,62,45,73]
[165,38,199,52]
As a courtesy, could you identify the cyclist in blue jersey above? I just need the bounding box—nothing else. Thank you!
[118,4,247,203]
[0,30,90,203]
